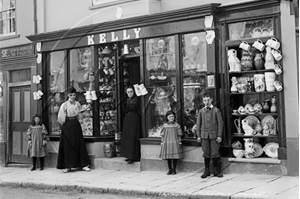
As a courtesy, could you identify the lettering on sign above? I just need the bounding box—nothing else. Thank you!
[0,44,34,58]
[86,28,142,45]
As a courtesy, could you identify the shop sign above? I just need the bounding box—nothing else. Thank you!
[0,44,34,58]
[86,28,142,45]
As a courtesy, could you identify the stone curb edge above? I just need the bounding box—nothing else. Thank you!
[0,180,235,199]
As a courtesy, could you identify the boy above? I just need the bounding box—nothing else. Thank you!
[196,93,223,178]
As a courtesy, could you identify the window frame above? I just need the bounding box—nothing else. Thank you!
[0,0,16,37]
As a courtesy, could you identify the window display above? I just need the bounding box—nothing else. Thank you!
[145,36,177,137]
[98,45,118,136]
[182,32,207,138]
[48,51,66,135]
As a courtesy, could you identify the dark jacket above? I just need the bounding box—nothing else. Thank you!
[196,106,223,139]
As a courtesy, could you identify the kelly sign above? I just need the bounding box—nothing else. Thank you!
[86,28,142,45]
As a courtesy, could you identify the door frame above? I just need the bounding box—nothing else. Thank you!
[7,81,31,164]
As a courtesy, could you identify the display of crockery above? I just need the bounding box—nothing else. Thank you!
[253,142,263,157]
[253,103,263,113]
[238,106,246,114]
[263,142,279,158]
[243,115,260,130]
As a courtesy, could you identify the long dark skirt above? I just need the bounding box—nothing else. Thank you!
[120,111,141,161]
[56,119,90,169]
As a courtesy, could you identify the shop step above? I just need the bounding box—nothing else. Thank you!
[94,157,141,172]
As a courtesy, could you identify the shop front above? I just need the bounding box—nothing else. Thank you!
[27,1,291,174]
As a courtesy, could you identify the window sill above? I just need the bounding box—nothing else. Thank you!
[228,157,281,164]
[140,137,201,146]
[49,135,114,142]
[0,34,20,41]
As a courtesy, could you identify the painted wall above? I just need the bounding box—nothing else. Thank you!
[0,0,35,48]
[280,1,299,176]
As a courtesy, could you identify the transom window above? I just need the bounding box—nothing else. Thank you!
[0,0,15,37]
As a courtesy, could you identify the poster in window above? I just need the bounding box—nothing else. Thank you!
[207,74,215,89]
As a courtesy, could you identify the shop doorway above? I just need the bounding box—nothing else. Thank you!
[8,86,31,164]
[119,55,141,129]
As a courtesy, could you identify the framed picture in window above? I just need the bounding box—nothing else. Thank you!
[207,74,215,89]
[92,0,137,7]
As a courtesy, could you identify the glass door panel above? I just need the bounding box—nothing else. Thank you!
[145,36,177,137]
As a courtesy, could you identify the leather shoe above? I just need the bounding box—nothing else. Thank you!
[127,160,134,164]
[63,168,71,173]
[30,167,36,171]
[167,170,172,175]
[172,169,177,175]
[125,159,129,162]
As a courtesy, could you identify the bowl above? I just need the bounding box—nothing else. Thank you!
[232,109,238,114]
[233,149,244,158]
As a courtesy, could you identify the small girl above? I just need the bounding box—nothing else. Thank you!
[159,111,183,175]
[27,114,48,171]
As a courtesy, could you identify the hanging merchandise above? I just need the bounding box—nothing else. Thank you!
[32,75,42,84]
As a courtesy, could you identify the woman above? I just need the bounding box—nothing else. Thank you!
[57,87,91,173]
[120,87,141,164]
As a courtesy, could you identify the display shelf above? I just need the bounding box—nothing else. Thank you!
[229,69,275,74]
[231,113,277,117]
[225,37,271,47]
[230,91,276,95]
[232,134,278,138]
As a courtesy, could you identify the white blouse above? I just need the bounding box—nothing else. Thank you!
[57,100,81,125]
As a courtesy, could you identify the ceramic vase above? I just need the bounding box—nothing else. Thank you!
[254,74,265,92]
[265,72,276,92]
[241,50,254,71]
[254,53,265,70]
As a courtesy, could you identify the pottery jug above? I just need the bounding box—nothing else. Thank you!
[254,53,265,70]
[234,118,242,134]
[241,50,254,71]
[250,27,262,38]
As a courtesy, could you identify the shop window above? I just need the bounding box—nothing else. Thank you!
[98,44,118,136]
[228,18,273,40]
[182,32,207,138]
[48,51,66,135]
[145,36,177,137]
[0,0,16,37]
[70,47,94,136]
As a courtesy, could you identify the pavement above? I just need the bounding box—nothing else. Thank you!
[0,166,298,199]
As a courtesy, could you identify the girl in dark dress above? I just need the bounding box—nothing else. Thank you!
[120,87,141,164]
[56,87,91,173]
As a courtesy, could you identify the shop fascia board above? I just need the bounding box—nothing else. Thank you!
[26,3,221,43]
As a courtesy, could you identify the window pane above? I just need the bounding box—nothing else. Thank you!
[182,32,207,138]
[98,45,117,137]
[229,18,274,40]
[145,36,177,137]
[70,47,94,136]
[48,51,66,135]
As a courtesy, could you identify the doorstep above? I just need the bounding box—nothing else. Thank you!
[94,157,141,172]
[222,157,287,175]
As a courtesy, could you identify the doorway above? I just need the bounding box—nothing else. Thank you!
[8,86,31,164]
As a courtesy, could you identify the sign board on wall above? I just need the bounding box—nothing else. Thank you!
[0,44,34,58]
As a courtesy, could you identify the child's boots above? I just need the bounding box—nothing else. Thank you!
[213,157,223,178]
[31,157,37,171]
[201,158,210,178]
[167,159,172,175]
[39,157,44,170]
